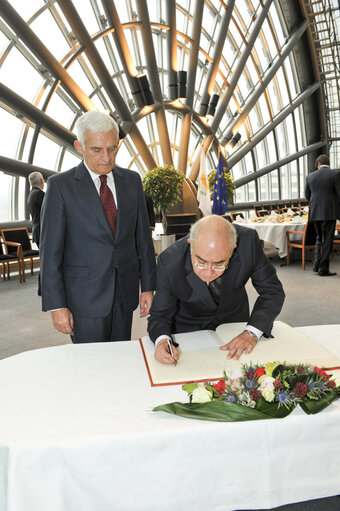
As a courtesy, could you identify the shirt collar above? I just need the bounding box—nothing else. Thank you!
[83,160,114,185]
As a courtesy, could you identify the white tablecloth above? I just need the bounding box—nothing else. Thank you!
[0,325,340,511]
[234,220,307,257]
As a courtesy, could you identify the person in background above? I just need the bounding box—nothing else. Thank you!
[27,171,45,295]
[40,111,156,343]
[305,154,340,276]
[148,215,285,364]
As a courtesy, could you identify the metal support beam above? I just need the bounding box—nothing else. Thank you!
[0,155,56,180]
[0,82,77,151]
[0,0,96,112]
[135,0,173,166]
[56,0,156,170]
[101,0,144,108]
[166,0,178,101]
[227,82,320,169]
[233,141,325,188]
[198,0,235,115]
[211,0,274,132]
[221,19,309,144]
[177,0,204,174]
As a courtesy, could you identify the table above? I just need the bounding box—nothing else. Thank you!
[234,219,307,258]
[0,326,340,511]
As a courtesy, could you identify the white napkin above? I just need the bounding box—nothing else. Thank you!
[235,215,246,222]
[290,216,303,223]
[286,208,295,216]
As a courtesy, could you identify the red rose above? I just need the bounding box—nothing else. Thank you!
[254,367,265,378]
[314,367,330,381]
[214,380,226,395]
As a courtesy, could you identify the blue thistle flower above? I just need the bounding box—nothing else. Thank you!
[244,379,255,390]
[278,391,288,403]
[226,393,237,403]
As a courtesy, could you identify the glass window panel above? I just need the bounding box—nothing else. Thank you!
[0,108,25,158]
[30,9,70,59]
[0,47,44,101]
[33,134,62,170]
[0,173,12,222]
[44,92,76,128]
[66,59,94,95]
[17,176,26,220]
[9,0,43,21]
[70,0,99,35]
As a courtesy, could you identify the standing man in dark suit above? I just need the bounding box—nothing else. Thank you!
[40,111,156,343]
[148,215,285,363]
[27,171,45,295]
[27,172,45,247]
[305,154,340,277]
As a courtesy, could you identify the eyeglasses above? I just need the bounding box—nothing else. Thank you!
[194,261,228,272]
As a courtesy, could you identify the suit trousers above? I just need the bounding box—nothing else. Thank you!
[71,274,133,343]
[313,220,336,272]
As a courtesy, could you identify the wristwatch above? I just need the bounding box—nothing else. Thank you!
[244,329,259,342]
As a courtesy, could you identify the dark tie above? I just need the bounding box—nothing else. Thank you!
[99,174,117,234]
[208,276,222,304]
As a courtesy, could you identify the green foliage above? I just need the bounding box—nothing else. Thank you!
[142,165,185,213]
[208,169,236,202]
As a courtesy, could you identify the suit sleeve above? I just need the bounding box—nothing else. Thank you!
[147,255,178,342]
[248,232,285,336]
[135,178,156,292]
[40,177,67,311]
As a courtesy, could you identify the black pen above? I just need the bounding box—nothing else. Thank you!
[167,339,177,366]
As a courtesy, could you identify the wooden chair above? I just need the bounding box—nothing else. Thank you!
[0,228,39,282]
[223,214,234,223]
[0,238,24,282]
[286,222,316,270]
[256,209,270,217]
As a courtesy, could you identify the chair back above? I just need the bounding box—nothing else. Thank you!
[303,222,316,246]
[1,228,31,254]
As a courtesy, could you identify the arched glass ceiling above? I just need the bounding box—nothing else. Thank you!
[0,0,337,222]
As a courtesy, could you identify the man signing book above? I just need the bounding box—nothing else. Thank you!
[147,215,285,364]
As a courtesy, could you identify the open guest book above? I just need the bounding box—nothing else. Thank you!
[139,321,340,386]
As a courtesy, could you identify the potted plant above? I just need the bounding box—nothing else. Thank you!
[142,165,185,227]
[208,168,236,205]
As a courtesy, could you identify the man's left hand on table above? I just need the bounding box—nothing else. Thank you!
[220,330,258,360]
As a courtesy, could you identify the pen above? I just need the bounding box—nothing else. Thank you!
[167,339,177,366]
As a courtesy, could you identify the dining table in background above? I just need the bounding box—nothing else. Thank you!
[234,217,307,258]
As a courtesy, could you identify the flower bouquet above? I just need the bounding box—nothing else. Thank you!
[153,363,340,422]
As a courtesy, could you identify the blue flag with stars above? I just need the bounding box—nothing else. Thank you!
[212,153,228,215]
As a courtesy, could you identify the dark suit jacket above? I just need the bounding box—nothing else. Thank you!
[147,225,285,341]
[40,162,156,317]
[27,186,45,246]
[305,166,340,221]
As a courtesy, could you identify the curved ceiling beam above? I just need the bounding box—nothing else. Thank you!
[0,0,96,112]
[198,0,235,115]
[227,82,320,169]
[166,0,178,101]
[234,141,325,188]
[56,0,156,170]
[135,0,173,166]
[0,155,56,179]
[0,82,77,152]
[177,0,204,174]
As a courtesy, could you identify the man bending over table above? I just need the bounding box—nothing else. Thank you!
[147,215,285,364]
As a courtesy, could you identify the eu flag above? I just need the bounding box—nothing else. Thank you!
[212,153,228,215]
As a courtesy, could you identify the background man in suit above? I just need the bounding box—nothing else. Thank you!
[305,154,340,276]
[40,111,156,343]
[148,215,285,364]
[27,172,45,247]
[144,192,155,230]
[27,171,45,295]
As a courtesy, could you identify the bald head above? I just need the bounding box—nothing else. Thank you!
[189,215,237,282]
[190,215,237,248]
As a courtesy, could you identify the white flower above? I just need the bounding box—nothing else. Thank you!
[259,376,275,392]
[262,389,275,402]
[229,369,243,380]
[191,385,212,403]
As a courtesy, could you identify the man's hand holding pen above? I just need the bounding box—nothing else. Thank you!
[154,338,179,365]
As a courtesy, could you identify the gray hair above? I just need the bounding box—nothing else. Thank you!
[28,172,44,186]
[190,215,237,248]
[74,111,119,145]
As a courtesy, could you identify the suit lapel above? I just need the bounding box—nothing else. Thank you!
[112,166,129,240]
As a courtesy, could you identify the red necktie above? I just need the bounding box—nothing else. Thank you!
[99,174,117,235]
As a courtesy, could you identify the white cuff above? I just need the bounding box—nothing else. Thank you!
[246,325,263,340]
[155,335,172,347]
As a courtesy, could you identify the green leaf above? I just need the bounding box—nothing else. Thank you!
[182,383,198,395]
[153,400,292,422]
[299,389,340,414]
